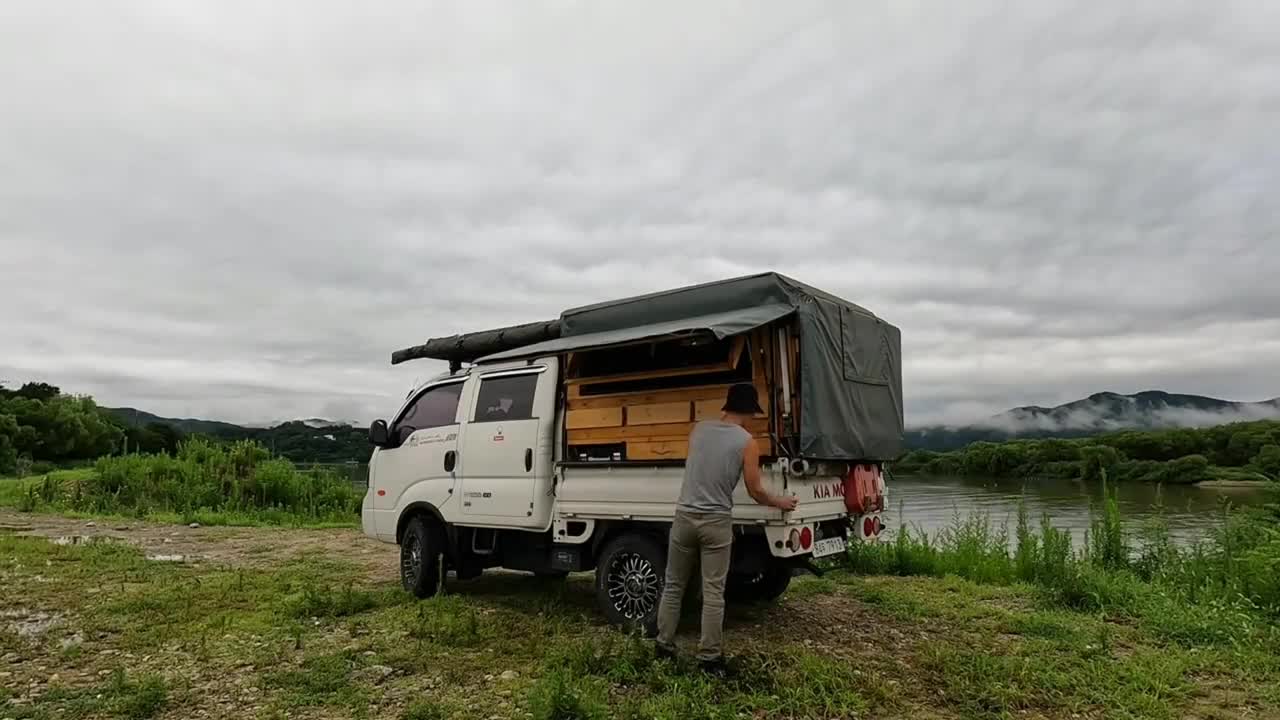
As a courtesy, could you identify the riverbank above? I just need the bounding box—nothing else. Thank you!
[2,510,1278,719]
[1194,479,1272,488]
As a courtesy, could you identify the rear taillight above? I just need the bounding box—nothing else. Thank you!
[863,517,874,537]
[799,527,813,550]
[788,528,800,550]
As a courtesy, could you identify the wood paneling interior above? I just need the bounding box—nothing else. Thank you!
[563,331,784,460]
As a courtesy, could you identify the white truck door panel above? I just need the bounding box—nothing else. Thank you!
[460,418,539,517]
[369,379,467,538]
[458,362,557,525]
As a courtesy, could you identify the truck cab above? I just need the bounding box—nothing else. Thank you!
[363,358,560,541]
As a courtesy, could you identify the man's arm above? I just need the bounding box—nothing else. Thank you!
[742,437,799,511]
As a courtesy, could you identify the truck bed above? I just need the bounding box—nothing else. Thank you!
[554,463,849,525]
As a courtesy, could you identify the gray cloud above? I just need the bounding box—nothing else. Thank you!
[2,1,1278,427]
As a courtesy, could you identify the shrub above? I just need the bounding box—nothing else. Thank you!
[1252,445,1280,480]
[1086,477,1127,571]
[84,439,361,521]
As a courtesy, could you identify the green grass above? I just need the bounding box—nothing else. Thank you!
[851,487,1280,646]
[3,522,1278,719]
[3,668,170,720]
[0,469,94,509]
[834,573,1279,719]
[1,441,361,527]
[400,700,452,720]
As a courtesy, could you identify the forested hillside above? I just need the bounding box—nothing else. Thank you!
[0,382,123,473]
[0,382,371,474]
[896,419,1280,483]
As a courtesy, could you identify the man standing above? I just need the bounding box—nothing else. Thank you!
[654,383,799,672]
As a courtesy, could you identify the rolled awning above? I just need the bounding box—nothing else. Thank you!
[391,319,561,365]
[476,303,795,363]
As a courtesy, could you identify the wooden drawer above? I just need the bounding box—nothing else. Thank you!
[628,440,689,460]
[568,417,770,445]
[566,407,624,429]
[627,401,691,425]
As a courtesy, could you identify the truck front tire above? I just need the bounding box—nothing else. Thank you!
[595,534,666,635]
[400,516,443,599]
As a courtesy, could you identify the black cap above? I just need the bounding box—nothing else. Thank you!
[722,383,764,415]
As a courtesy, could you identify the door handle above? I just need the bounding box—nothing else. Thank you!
[524,448,533,472]
[444,450,456,473]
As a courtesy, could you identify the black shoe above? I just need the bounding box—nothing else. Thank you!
[655,643,677,661]
[699,656,729,678]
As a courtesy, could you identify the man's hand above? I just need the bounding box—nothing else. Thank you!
[743,439,800,512]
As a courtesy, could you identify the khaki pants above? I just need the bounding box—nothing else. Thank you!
[655,509,733,661]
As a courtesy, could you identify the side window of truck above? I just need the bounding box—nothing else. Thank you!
[393,381,465,444]
[472,373,539,423]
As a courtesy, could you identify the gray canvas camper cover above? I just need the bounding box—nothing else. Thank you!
[481,273,904,461]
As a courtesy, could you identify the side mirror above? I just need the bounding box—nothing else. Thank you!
[369,419,390,447]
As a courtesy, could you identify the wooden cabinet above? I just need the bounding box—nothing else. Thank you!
[560,327,793,462]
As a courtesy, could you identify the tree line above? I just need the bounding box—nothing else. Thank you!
[0,381,372,475]
[895,419,1280,483]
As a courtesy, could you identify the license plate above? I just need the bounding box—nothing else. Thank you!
[812,537,846,558]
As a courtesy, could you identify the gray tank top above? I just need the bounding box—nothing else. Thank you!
[676,420,751,515]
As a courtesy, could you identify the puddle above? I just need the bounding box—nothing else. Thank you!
[1,609,65,639]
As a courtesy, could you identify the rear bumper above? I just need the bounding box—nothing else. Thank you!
[761,510,883,558]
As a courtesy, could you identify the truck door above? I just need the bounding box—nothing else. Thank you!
[458,364,555,521]
[370,378,466,536]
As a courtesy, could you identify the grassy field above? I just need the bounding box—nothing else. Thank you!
[1,439,361,529]
[4,461,1278,719]
[2,515,1278,720]
[1,471,356,530]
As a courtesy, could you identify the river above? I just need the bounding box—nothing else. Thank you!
[885,474,1272,548]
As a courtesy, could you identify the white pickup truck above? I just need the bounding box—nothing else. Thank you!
[362,273,902,630]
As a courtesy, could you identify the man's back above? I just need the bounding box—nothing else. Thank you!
[677,420,751,515]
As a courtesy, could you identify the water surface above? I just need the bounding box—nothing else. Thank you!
[885,474,1270,548]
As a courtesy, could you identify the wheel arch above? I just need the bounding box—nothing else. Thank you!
[590,520,669,561]
[396,502,449,546]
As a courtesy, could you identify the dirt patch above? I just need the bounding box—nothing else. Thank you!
[1,609,64,640]
[0,509,398,581]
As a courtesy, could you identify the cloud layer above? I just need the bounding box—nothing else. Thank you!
[3,1,1278,425]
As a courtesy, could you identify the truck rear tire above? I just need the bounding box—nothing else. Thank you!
[595,534,665,635]
[725,563,792,604]
[400,516,443,599]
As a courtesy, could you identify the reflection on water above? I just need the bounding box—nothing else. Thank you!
[885,474,1270,548]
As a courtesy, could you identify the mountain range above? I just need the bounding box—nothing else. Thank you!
[107,390,1280,457]
[106,407,250,435]
[905,391,1280,451]
[104,407,369,464]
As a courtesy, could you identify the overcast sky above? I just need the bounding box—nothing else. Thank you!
[3,1,1278,427]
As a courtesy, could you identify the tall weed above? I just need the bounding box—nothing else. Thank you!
[845,488,1280,648]
[84,438,360,521]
